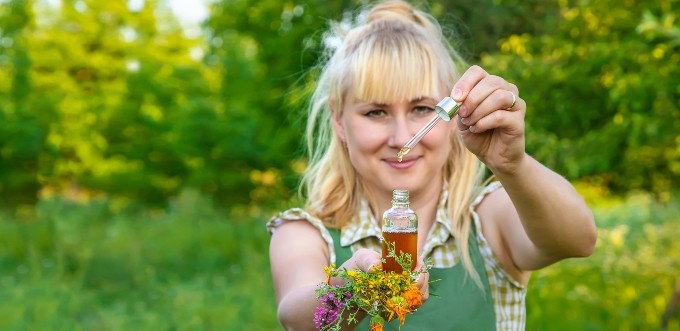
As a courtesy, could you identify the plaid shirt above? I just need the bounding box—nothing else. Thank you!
[268,182,527,330]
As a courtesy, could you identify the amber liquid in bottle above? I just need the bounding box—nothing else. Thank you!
[381,189,418,273]
[381,230,417,273]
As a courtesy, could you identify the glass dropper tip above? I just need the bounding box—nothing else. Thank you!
[397,147,411,162]
[395,97,461,162]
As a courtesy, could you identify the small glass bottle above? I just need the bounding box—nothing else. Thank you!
[381,189,418,273]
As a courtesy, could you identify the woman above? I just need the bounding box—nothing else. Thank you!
[267,1,597,330]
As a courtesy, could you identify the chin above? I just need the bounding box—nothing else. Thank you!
[385,178,420,192]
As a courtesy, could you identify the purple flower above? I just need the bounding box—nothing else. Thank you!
[314,292,347,329]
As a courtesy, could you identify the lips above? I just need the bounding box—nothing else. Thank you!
[385,156,419,169]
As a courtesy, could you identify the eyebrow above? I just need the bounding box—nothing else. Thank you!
[365,96,437,107]
[410,96,437,103]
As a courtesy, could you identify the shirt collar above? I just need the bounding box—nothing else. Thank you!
[340,199,382,247]
[434,183,454,236]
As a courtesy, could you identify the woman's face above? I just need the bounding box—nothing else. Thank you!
[333,93,453,200]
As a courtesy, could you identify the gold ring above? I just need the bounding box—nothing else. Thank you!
[508,92,516,110]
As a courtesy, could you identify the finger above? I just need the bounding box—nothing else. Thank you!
[469,99,526,134]
[456,114,471,133]
[450,65,487,113]
[460,74,515,118]
[413,259,429,287]
[415,272,429,303]
[506,90,518,111]
[460,88,515,127]
[353,248,382,272]
[415,270,429,287]
[412,258,424,271]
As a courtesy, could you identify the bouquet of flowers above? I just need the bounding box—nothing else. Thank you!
[314,242,431,331]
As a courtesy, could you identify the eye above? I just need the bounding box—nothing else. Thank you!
[413,105,434,115]
[364,109,387,118]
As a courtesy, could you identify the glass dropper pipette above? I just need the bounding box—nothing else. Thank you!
[397,97,461,162]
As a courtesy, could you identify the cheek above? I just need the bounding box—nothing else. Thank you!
[344,122,386,153]
[420,122,453,152]
[347,131,384,155]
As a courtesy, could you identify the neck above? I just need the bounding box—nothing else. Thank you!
[409,182,442,250]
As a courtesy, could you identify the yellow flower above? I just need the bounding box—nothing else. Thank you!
[315,260,433,330]
[323,264,335,284]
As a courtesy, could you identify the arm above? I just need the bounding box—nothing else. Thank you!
[270,220,329,330]
[451,65,597,277]
[489,156,596,271]
[269,220,383,330]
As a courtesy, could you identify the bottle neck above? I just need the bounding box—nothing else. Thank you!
[391,189,410,209]
[392,201,409,209]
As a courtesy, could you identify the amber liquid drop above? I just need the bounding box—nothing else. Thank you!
[397,147,412,162]
[381,230,417,273]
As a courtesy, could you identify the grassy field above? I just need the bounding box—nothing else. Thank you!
[0,189,678,330]
[0,190,280,331]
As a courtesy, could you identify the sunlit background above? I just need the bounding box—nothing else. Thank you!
[0,0,678,330]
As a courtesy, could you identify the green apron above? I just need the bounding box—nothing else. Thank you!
[328,225,496,331]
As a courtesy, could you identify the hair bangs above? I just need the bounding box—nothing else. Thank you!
[345,32,444,104]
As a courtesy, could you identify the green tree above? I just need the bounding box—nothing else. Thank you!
[0,0,43,206]
[204,0,353,207]
[1,0,215,206]
[481,0,680,194]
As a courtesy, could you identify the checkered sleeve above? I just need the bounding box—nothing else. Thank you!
[267,208,337,264]
[471,182,527,331]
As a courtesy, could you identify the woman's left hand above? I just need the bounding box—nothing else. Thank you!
[450,65,526,174]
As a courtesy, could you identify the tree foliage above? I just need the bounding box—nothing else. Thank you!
[0,0,678,209]
[481,0,680,194]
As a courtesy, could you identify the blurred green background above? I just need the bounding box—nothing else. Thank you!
[0,0,679,330]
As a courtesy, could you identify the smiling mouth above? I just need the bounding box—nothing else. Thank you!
[388,157,415,162]
[385,156,418,168]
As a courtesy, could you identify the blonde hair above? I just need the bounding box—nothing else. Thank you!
[302,0,486,281]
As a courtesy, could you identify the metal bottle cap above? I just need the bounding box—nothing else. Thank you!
[435,97,461,121]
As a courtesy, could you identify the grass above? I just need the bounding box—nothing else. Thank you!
[0,189,679,330]
[526,191,680,331]
[0,190,281,331]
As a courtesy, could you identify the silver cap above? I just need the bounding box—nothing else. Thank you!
[435,97,461,121]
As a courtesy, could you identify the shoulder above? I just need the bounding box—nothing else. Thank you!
[474,182,513,217]
[470,181,513,226]
[267,208,338,305]
[267,208,337,264]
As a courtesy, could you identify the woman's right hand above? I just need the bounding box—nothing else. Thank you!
[329,248,382,286]
[412,258,430,308]
[331,248,430,307]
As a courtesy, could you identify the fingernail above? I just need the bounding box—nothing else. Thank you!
[452,88,463,100]
[461,117,469,125]
[458,105,467,117]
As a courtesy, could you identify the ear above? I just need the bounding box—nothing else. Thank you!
[330,99,347,143]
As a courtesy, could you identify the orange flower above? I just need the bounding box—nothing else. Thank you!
[403,287,422,308]
[315,256,433,330]
[386,296,411,325]
[370,315,385,331]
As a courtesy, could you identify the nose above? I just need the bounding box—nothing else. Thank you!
[387,116,413,149]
